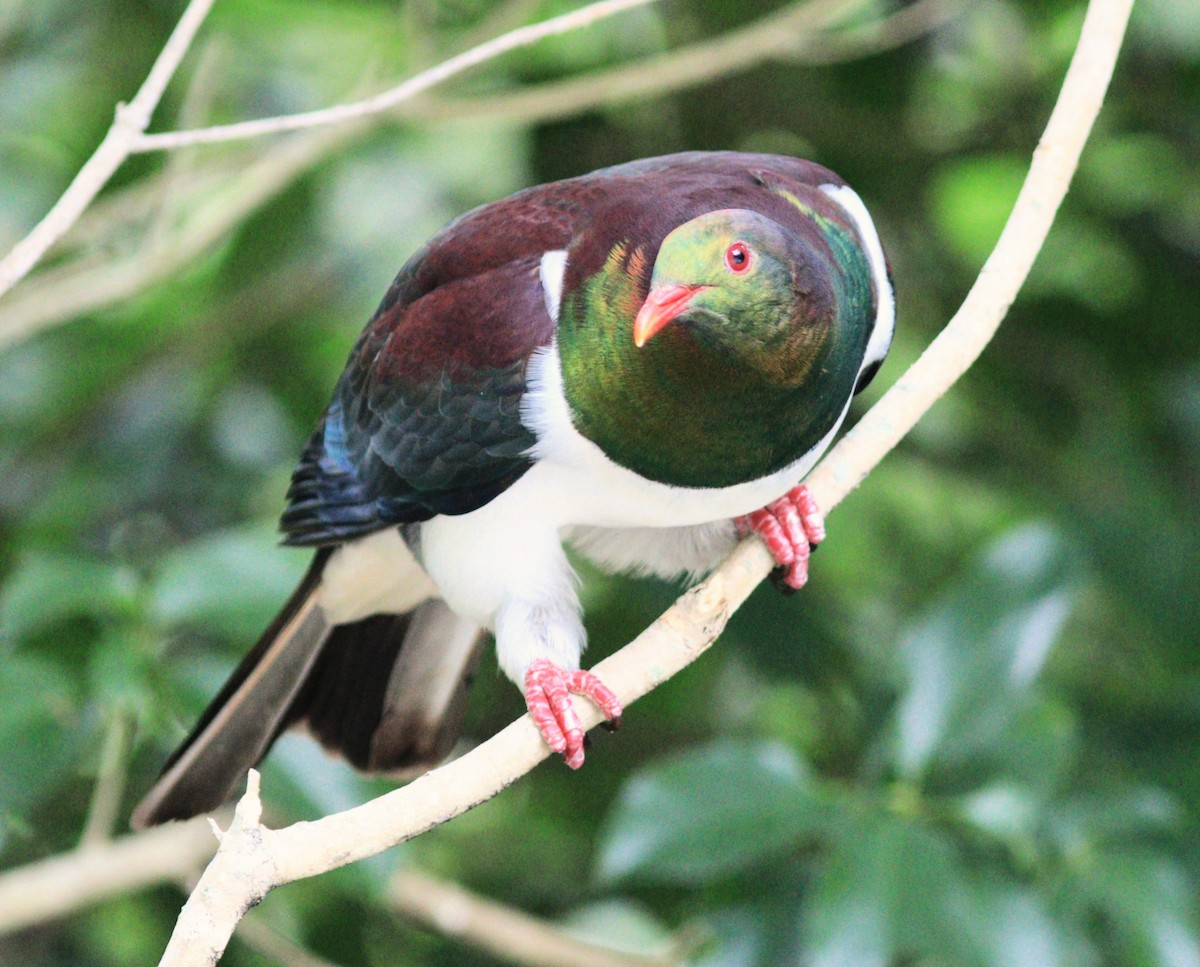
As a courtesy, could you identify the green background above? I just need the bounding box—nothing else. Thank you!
[1,0,1197,964]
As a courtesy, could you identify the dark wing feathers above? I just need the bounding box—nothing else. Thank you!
[280,416,380,545]
[279,152,854,545]
[282,257,559,543]
[358,360,535,519]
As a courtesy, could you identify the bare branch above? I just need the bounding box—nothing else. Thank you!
[131,0,660,153]
[403,0,958,126]
[78,711,133,849]
[155,1,1134,962]
[796,0,964,64]
[0,0,215,300]
[0,127,353,351]
[800,0,1137,512]
[237,914,347,967]
[0,820,216,936]
[390,869,687,967]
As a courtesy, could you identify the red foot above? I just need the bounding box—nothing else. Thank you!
[524,658,623,769]
[735,485,826,590]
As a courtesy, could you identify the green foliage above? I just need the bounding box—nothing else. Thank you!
[597,740,825,883]
[593,525,1191,966]
[0,551,138,644]
[1,0,1198,965]
[150,524,308,639]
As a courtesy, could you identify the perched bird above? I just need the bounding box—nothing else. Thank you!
[133,151,894,827]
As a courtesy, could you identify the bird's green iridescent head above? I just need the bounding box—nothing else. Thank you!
[557,207,874,489]
[632,209,831,386]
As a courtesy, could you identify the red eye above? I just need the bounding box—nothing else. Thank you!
[725,242,751,273]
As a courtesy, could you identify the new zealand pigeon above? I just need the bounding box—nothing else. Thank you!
[133,151,894,827]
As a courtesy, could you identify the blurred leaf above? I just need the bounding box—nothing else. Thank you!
[209,382,293,470]
[87,626,157,712]
[1157,363,1200,467]
[0,651,82,815]
[1050,789,1185,857]
[695,905,772,967]
[1075,850,1200,967]
[802,810,986,967]
[1026,214,1142,311]
[970,881,1095,967]
[149,522,308,639]
[596,740,825,884]
[988,695,1078,799]
[0,551,137,646]
[561,899,678,957]
[958,782,1041,846]
[888,523,1082,780]
[1078,133,1185,216]
[1133,0,1200,56]
[949,697,1078,859]
[930,155,1027,265]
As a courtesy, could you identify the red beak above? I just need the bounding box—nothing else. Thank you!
[633,284,705,347]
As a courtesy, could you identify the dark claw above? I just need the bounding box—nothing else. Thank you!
[601,715,622,732]
[769,565,798,596]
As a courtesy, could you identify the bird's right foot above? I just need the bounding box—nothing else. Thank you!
[524,658,622,768]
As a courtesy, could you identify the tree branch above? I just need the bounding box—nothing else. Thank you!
[153,2,1134,962]
[0,125,353,351]
[78,711,133,849]
[389,869,688,967]
[131,0,660,153]
[0,0,216,300]
[0,819,216,936]
[400,0,959,126]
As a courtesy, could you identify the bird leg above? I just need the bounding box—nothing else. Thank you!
[735,484,826,591]
[524,658,623,769]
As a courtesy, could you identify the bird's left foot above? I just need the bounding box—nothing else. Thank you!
[735,485,826,591]
[524,658,623,769]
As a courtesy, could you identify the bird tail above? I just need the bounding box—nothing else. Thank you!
[132,550,486,828]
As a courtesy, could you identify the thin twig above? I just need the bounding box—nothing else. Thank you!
[795,0,963,64]
[0,0,658,316]
[150,38,230,247]
[0,0,216,300]
[236,914,346,967]
[390,869,686,967]
[132,0,660,152]
[154,3,1135,963]
[78,711,133,849]
[0,819,216,936]
[402,0,953,126]
[0,127,352,350]
[451,0,548,59]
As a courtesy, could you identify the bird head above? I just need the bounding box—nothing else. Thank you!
[555,200,874,489]
[632,210,820,384]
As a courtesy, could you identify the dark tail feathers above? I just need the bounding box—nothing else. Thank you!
[132,551,485,827]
